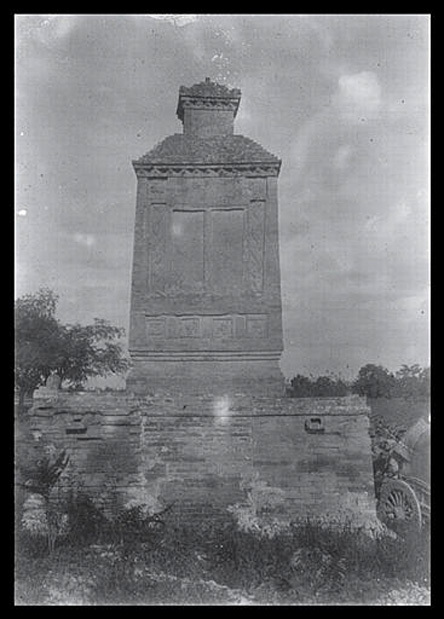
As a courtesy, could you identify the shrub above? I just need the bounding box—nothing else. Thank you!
[287,374,349,398]
[64,492,109,547]
[111,504,166,549]
[18,447,70,555]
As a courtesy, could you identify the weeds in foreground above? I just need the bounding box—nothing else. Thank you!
[15,503,430,605]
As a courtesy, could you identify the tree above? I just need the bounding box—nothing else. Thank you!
[393,364,430,398]
[352,364,396,399]
[352,363,431,399]
[289,374,314,397]
[55,319,129,390]
[15,288,129,409]
[313,376,348,397]
[15,289,62,408]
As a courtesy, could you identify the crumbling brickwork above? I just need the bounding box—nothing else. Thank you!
[27,393,377,527]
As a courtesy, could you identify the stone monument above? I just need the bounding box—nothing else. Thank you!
[25,79,377,530]
[127,78,285,396]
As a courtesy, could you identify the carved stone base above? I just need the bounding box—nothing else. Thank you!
[126,356,285,397]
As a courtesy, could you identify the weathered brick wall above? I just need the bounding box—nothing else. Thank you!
[26,393,377,527]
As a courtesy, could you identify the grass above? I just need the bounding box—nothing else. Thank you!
[15,511,430,606]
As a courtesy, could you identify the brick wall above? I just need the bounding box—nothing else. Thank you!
[25,393,377,528]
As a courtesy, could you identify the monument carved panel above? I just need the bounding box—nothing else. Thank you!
[210,209,244,292]
[145,314,268,341]
[149,204,168,291]
[212,317,234,339]
[179,317,201,338]
[171,210,205,291]
[245,201,266,291]
[246,315,268,338]
[146,317,166,339]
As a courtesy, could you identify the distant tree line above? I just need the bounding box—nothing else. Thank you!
[287,364,430,399]
[287,374,349,398]
[352,363,430,399]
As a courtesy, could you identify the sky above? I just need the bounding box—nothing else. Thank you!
[15,14,430,382]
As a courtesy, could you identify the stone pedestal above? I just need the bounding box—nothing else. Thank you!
[27,393,377,528]
[126,356,285,397]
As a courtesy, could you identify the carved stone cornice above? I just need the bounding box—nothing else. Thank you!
[133,161,281,178]
[176,78,241,121]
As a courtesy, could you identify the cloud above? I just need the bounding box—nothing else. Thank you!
[147,14,199,27]
[332,143,353,170]
[73,233,95,248]
[333,71,382,121]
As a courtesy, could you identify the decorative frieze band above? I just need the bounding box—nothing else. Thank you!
[181,97,239,112]
[133,162,281,179]
[145,313,268,341]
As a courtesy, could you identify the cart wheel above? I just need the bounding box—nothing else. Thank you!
[377,479,422,532]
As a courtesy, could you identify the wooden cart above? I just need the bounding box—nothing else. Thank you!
[377,417,430,532]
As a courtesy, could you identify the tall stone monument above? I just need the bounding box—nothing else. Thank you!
[127,78,284,395]
[26,79,377,530]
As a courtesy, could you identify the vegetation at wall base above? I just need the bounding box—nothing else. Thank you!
[15,501,430,606]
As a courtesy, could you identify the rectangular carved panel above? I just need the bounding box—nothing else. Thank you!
[179,317,201,338]
[149,204,168,292]
[246,315,268,338]
[245,201,265,292]
[210,209,244,292]
[171,210,205,291]
[146,317,166,339]
[212,317,234,339]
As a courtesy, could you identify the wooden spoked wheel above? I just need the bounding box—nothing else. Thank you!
[377,479,422,532]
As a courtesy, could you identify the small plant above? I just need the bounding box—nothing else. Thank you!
[22,448,70,499]
[20,447,70,555]
[65,492,108,547]
[110,503,170,550]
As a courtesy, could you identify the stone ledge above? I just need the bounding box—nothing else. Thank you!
[30,393,370,417]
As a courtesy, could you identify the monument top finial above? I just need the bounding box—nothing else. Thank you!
[176,78,241,123]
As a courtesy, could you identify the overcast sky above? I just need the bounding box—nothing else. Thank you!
[15,14,430,381]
